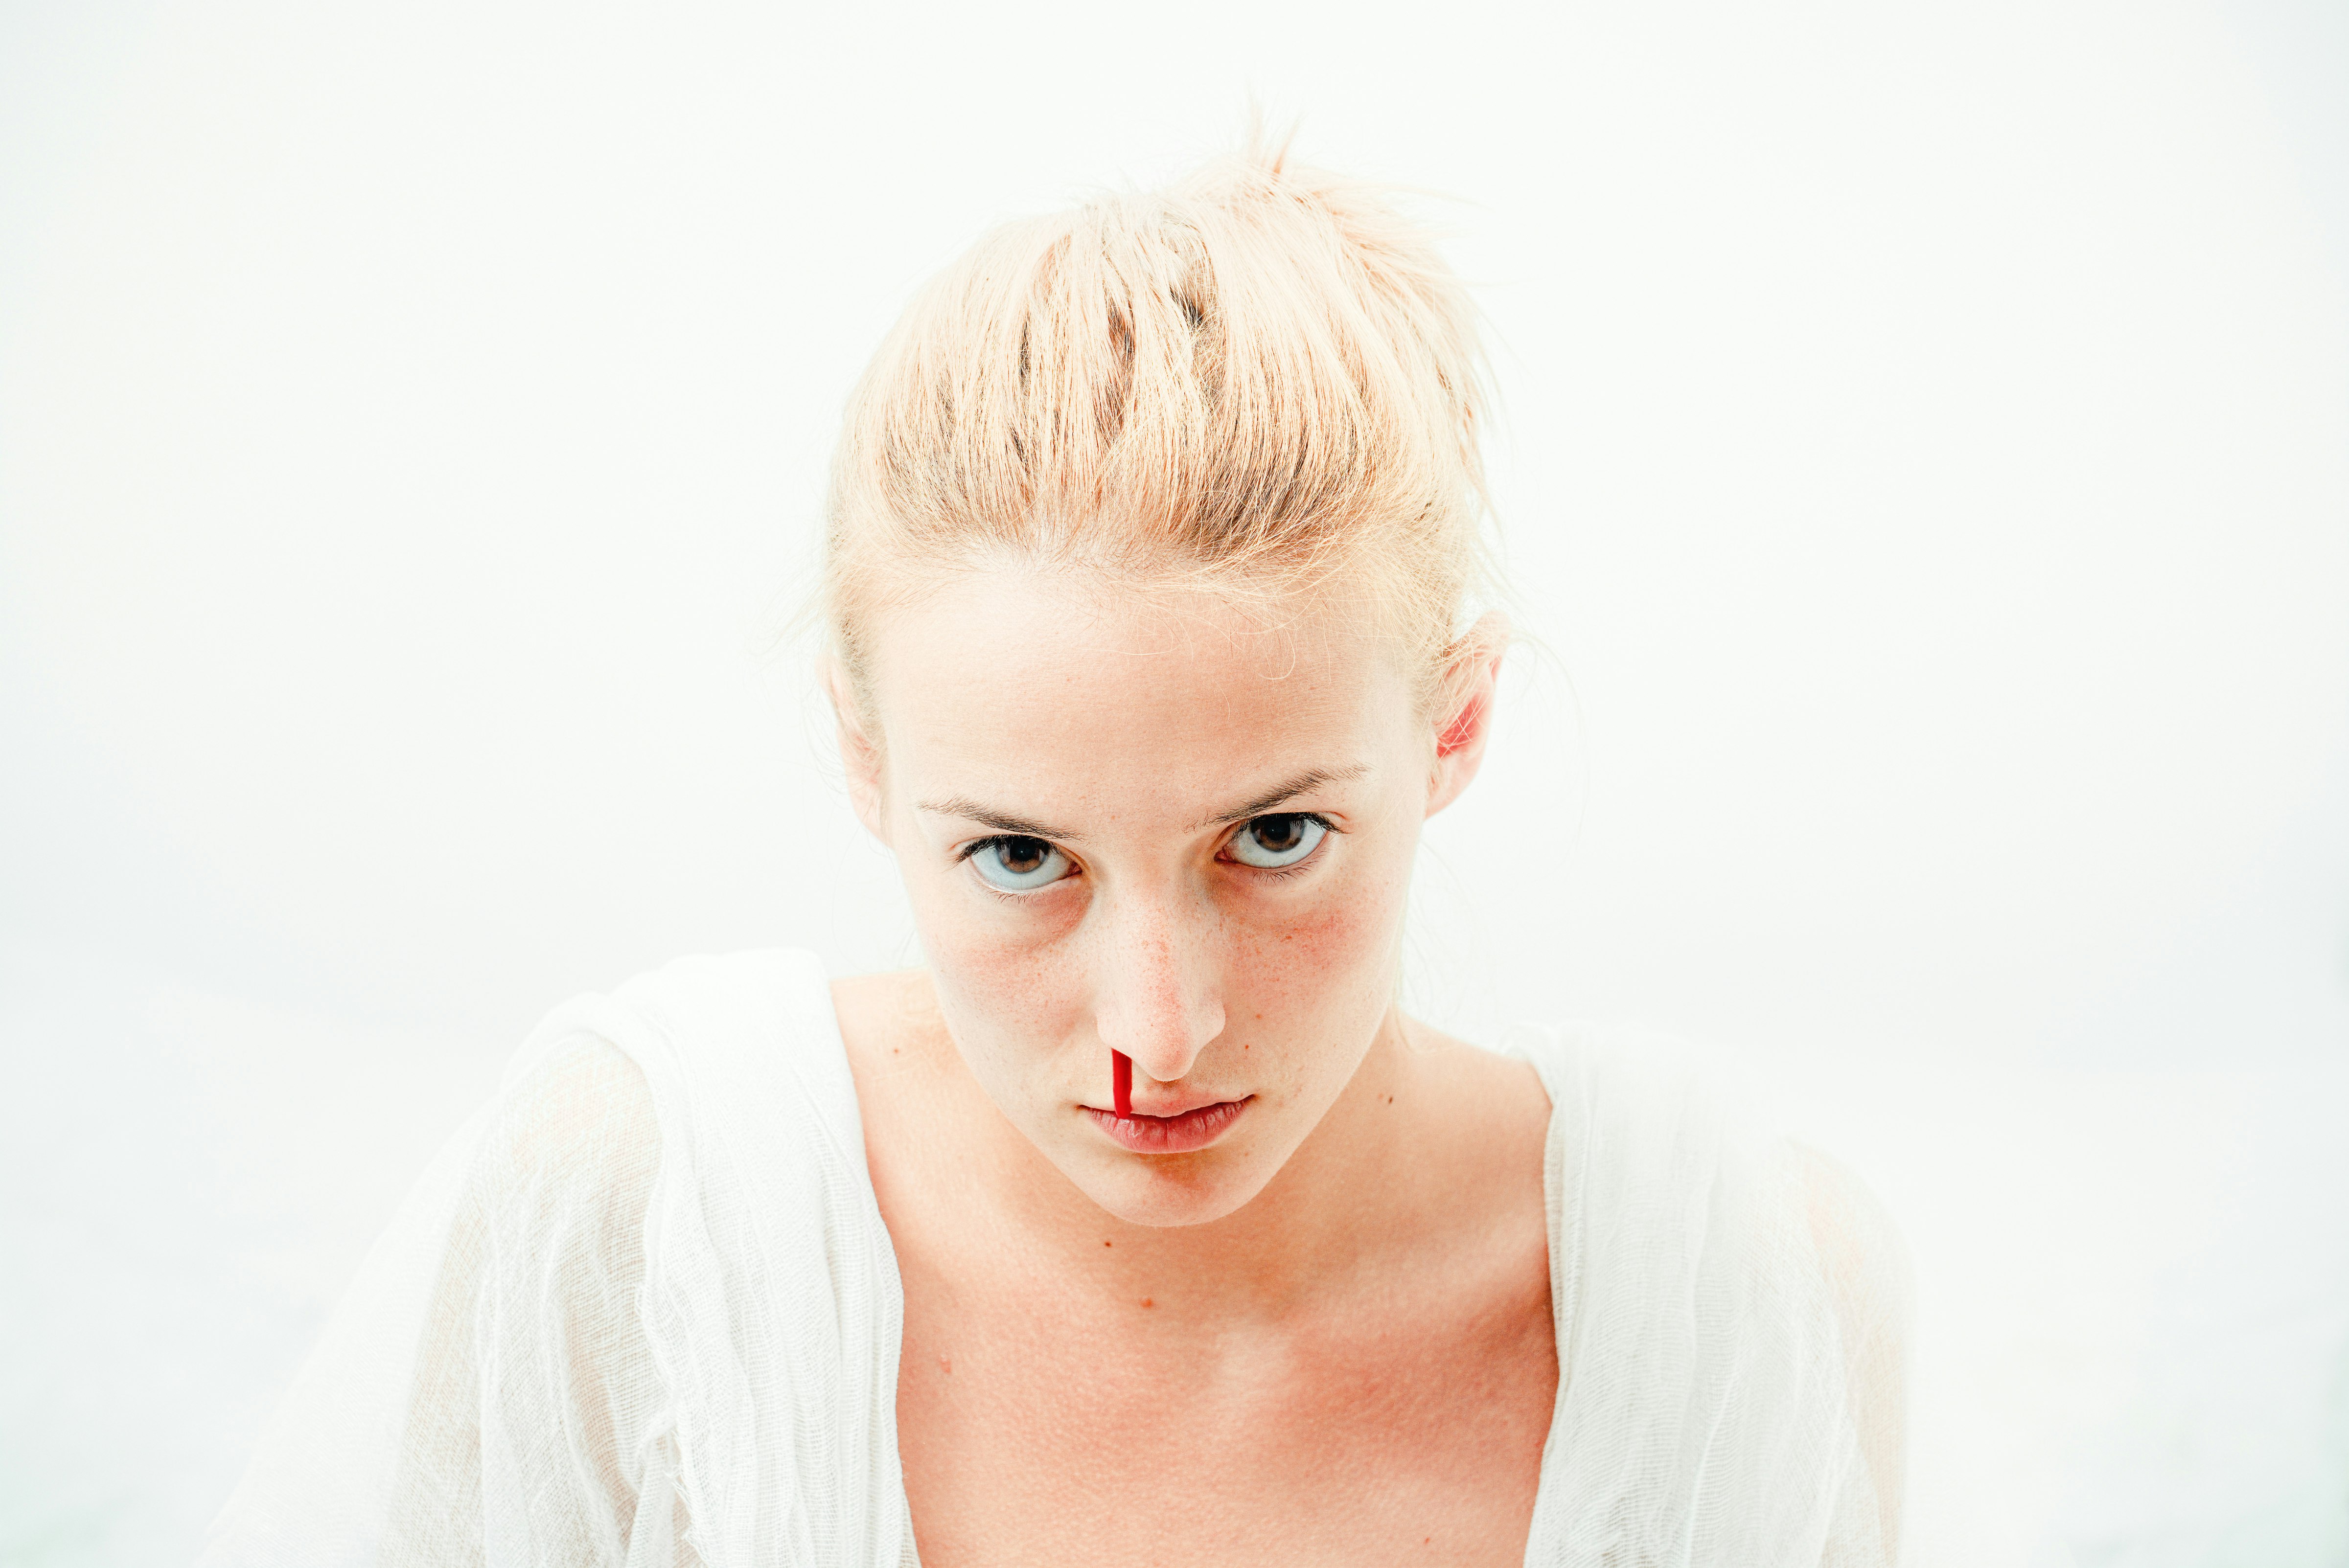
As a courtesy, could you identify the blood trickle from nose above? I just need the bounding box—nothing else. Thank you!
[1112,1049,1132,1119]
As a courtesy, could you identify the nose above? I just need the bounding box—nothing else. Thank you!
[1091,898,1226,1088]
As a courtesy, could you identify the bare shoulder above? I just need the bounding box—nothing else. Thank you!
[831,969,949,1069]
[1378,1019,1554,1275]
[1400,1017,1554,1152]
[830,970,963,1159]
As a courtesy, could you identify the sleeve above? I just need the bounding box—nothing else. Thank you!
[199,1035,696,1568]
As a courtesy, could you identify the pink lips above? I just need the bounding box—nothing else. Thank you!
[1085,1096,1251,1153]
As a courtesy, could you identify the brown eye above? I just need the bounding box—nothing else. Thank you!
[1227,813,1327,869]
[972,835,1072,890]
[1253,816,1305,853]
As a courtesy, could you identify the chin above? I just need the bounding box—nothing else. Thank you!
[1071,1151,1277,1229]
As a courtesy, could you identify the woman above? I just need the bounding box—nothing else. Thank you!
[203,143,1910,1567]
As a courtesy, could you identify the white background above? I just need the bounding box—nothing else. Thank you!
[3,0,2346,1563]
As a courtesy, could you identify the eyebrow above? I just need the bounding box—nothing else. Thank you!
[915,797,1084,842]
[917,764,1369,844]
[1192,764,1369,831]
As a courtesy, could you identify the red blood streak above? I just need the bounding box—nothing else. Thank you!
[1112,1049,1132,1119]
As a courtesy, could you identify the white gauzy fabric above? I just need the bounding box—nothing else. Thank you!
[200,950,1910,1568]
[1507,1023,1909,1565]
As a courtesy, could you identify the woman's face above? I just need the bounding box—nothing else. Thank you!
[846,566,1495,1227]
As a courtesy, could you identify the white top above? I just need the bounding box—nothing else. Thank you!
[200,950,1907,1567]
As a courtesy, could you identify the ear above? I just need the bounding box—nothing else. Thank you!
[1426,611,1509,818]
[825,659,890,843]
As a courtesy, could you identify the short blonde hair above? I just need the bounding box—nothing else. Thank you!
[823,139,1492,721]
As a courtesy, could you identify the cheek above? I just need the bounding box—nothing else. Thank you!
[899,865,1087,1068]
[925,917,1065,1022]
[1232,841,1415,1025]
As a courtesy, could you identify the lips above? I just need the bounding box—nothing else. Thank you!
[1085,1096,1252,1154]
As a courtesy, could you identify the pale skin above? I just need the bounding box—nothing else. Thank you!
[827,565,1558,1567]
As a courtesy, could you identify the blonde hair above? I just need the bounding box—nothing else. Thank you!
[822,139,1493,722]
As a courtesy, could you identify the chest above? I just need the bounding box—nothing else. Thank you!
[892,1261,1559,1568]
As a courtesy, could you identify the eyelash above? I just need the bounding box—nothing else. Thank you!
[954,812,1339,889]
[951,836,1060,905]
[1237,812,1337,882]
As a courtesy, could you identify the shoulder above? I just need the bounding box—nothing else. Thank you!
[471,946,868,1227]
[1790,1139,1913,1327]
[483,1033,662,1203]
[1515,1020,1911,1290]
[1400,1016,1555,1149]
[1386,1016,1555,1253]
[1501,1020,1762,1221]
[515,948,838,1087]
[1512,1022,1912,1554]
[502,947,852,1136]
[830,967,953,1082]
[1790,1140,1913,1548]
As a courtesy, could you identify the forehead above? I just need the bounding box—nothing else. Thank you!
[864,568,1415,818]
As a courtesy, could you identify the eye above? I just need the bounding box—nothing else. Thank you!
[968,835,1074,892]
[1224,813,1328,870]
